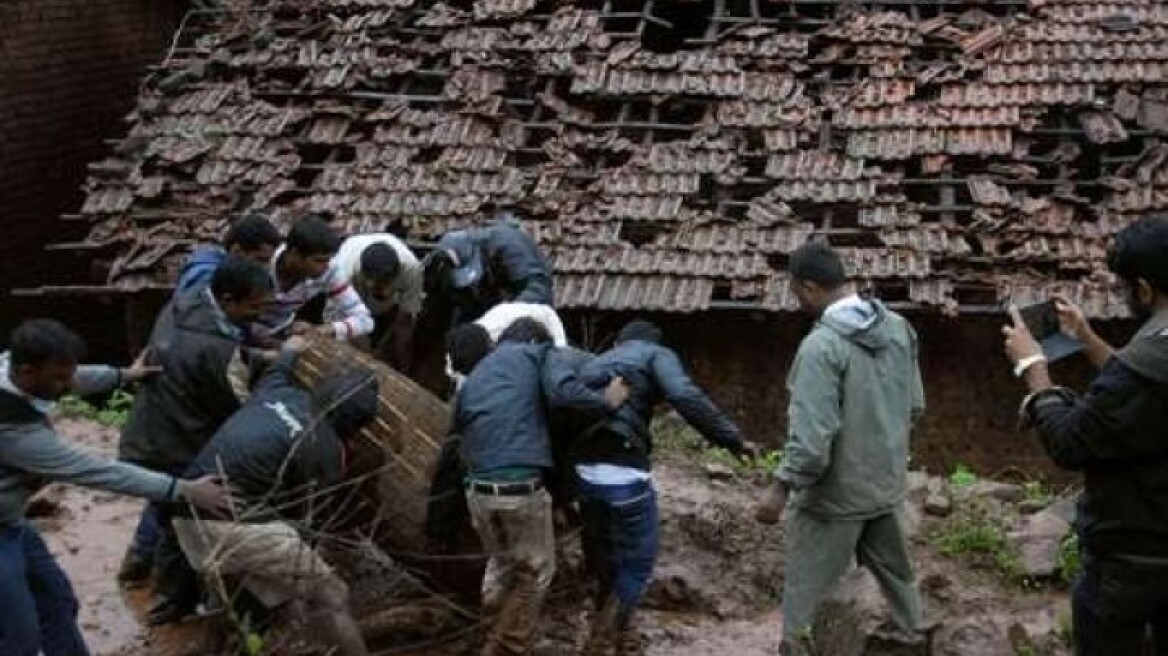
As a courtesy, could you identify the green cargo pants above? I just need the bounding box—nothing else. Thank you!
[781,508,922,652]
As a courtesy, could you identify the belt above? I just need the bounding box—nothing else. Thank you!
[466,478,543,496]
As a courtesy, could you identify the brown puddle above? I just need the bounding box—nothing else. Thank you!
[37,420,218,656]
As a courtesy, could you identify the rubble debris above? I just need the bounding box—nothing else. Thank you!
[47,0,1168,317]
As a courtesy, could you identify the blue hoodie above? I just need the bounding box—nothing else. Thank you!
[175,245,228,293]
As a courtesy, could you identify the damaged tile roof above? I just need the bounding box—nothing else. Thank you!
[57,0,1168,317]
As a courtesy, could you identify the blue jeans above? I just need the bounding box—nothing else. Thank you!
[0,521,90,656]
[576,477,658,625]
[128,503,161,562]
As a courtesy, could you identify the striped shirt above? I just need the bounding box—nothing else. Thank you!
[252,245,374,342]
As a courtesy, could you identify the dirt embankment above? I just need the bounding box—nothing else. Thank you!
[41,419,1072,656]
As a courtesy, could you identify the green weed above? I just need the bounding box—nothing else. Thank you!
[702,446,784,479]
[949,463,977,489]
[1057,533,1081,584]
[1023,481,1053,506]
[933,500,1024,584]
[57,390,134,428]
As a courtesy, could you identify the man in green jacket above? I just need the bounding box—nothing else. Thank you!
[756,242,925,654]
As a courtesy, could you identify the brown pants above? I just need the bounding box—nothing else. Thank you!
[466,487,555,656]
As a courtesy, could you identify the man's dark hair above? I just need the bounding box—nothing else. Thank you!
[211,255,274,300]
[1108,214,1168,294]
[447,324,492,375]
[617,319,663,345]
[498,318,552,345]
[9,319,87,369]
[789,241,847,289]
[286,215,341,257]
[360,243,401,282]
[316,369,379,440]
[223,213,281,252]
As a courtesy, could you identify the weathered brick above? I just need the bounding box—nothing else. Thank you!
[0,0,182,352]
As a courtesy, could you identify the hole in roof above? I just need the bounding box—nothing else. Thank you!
[414,147,443,165]
[600,150,634,168]
[292,166,318,190]
[872,281,910,304]
[332,144,356,164]
[403,76,445,99]
[643,0,715,53]
[657,99,706,127]
[604,0,643,34]
[618,221,666,248]
[296,143,333,166]
[724,0,752,20]
[711,282,734,302]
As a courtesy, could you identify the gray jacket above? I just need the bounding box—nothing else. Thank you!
[0,353,177,525]
[778,298,924,519]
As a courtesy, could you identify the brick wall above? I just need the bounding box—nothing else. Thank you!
[0,0,184,354]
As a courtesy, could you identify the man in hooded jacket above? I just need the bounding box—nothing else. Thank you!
[422,217,553,326]
[1003,214,1168,654]
[116,257,274,621]
[755,241,926,655]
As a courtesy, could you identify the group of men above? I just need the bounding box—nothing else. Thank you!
[1,207,1166,656]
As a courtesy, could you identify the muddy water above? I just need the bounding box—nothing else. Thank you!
[34,420,150,655]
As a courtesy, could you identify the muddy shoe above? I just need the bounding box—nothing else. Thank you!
[868,622,928,656]
[147,596,198,626]
[584,597,619,656]
[614,628,643,656]
[116,552,153,588]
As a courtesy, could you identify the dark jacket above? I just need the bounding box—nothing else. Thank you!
[119,289,244,473]
[1027,309,1168,560]
[175,245,227,294]
[572,339,744,470]
[454,343,610,476]
[185,353,345,523]
[455,224,554,323]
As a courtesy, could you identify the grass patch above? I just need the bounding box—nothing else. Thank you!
[1057,533,1081,584]
[948,463,977,489]
[1023,481,1053,506]
[57,390,134,428]
[932,494,1026,585]
[653,416,782,481]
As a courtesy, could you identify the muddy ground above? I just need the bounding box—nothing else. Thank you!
[42,419,1071,656]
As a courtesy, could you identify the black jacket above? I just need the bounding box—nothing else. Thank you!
[185,353,344,523]
[1027,311,1168,560]
[120,289,244,473]
[454,343,611,476]
[456,224,554,322]
[572,339,744,470]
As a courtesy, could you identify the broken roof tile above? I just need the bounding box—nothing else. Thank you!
[58,1,1168,317]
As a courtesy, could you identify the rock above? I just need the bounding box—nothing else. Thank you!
[1017,498,1048,515]
[1007,508,1072,578]
[703,462,736,481]
[906,471,930,505]
[924,492,953,518]
[924,478,953,517]
[1044,497,1078,523]
[933,616,1013,656]
[961,481,1025,503]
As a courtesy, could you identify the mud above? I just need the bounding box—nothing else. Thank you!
[41,419,1071,656]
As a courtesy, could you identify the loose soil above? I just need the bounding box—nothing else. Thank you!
[42,419,1070,656]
